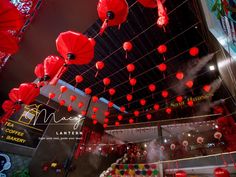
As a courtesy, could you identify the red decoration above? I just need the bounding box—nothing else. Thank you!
[78,102,84,108]
[108,88,116,96]
[34,63,44,81]
[85,88,92,95]
[117,115,123,121]
[70,95,77,102]
[214,168,230,177]
[154,103,160,111]
[92,107,99,113]
[129,78,137,92]
[156,0,169,30]
[2,100,21,112]
[123,41,133,58]
[189,47,199,57]
[176,72,184,80]
[104,118,109,123]
[0,0,24,31]
[127,64,135,79]
[176,96,183,103]
[134,110,140,117]
[187,100,194,107]
[108,101,114,108]
[126,94,133,101]
[146,113,152,120]
[67,105,73,112]
[203,85,211,92]
[120,106,126,112]
[115,121,120,126]
[104,111,110,117]
[140,99,146,106]
[0,31,19,55]
[93,120,98,125]
[129,118,134,124]
[137,0,157,8]
[161,90,169,98]
[56,31,94,65]
[185,80,193,88]
[103,124,108,128]
[91,114,96,119]
[157,63,167,72]
[74,75,83,89]
[97,0,129,35]
[58,86,67,99]
[92,96,99,103]
[157,44,167,54]
[81,110,86,116]
[149,84,156,92]
[95,61,104,77]
[103,77,111,91]
[166,107,172,114]
[59,100,65,106]
[175,170,187,177]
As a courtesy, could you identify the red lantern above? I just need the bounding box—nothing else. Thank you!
[17,83,40,105]
[127,63,135,79]
[56,31,94,65]
[59,100,65,106]
[93,120,98,125]
[43,55,65,82]
[176,96,183,103]
[203,85,211,92]
[175,170,187,177]
[140,99,146,106]
[103,77,111,91]
[129,118,134,124]
[149,84,156,98]
[157,44,167,54]
[137,0,157,8]
[108,88,116,96]
[93,107,99,113]
[157,63,167,78]
[176,72,184,80]
[67,105,73,112]
[108,101,114,108]
[85,88,92,95]
[214,168,230,177]
[103,124,108,128]
[92,96,99,103]
[58,85,67,99]
[104,118,109,123]
[104,111,110,117]
[185,80,193,88]
[120,106,126,112]
[97,0,129,35]
[189,47,199,57]
[161,90,169,98]
[146,113,152,120]
[123,41,133,58]
[34,63,44,81]
[166,107,172,114]
[156,0,169,30]
[95,61,104,77]
[115,121,120,126]
[126,94,133,101]
[9,88,20,103]
[49,92,55,99]
[81,110,86,116]
[2,100,21,112]
[74,75,84,89]
[187,100,194,107]
[153,104,160,111]
[117,115,123,121]
[78,102,84,108]
[129,78,137,92]
[134,110,140,117]
[91,114,96,119]
[70,95,77,102]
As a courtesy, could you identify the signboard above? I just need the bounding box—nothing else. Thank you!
[0,102,55,148]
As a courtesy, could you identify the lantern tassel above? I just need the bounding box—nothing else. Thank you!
[95,71,99,78]
[49,65,68,85]
[221,153,228,167]
[74,83,78,90]
[99,19,108,35]
[46,98,51,105]
[58,93,62,100]
[125,51,128,59]
[118,24,121,30]
[163,55,166,61]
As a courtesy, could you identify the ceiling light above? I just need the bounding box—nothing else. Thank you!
[127,147,129,150]
[215,125,219,129]
[88,147,91,151]
[188,133,191,137]
[209,65,215,71]
[144,143,147,148]
[164,139,167,143]
[99,147,102,151]
[111,147,114,150]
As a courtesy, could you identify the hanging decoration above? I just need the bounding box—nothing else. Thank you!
[0,31,19,55]
[78,102,84,109]
[56,31,95,65]
[153,103,160,111]
[58,86,67,99]
[187,100,194,107]
[129,78,137,93]
[95,61,104,77]
[203,84,211,93]
[46,92,55,105]
[165,107,172,114]
[117,115,123,121]
[140,99,146,107]
[156,0,168,31]
[92,96,99,103]
[127,63,135,79]
[2,100,21,113]
[97,0,129,35]
[214,168,230,177]
[67,105,73,112]
[176,96,183,103]
[85,87,92,95]
[81,110,87,116]
[58,100,65,111]
[129,118,134,124]
[162,90,169,104]
[134,110,140,117]
[108,88,116,99]
[104,111,110,117]
[146,113,152,120]
[185,80,194,89]
[214,131,222,140]
[157,63,167,78]
[148,84,156,98]
[103,77,111,91]
[170,143,176,150]
[123,41,133,59]
[115,121,120,126]
[176,71,184,80]
[157,44,167,61]
[160,145,165,151]
[175,170,187,177]
[74,75,83,89]
[108,101,114,108]
[197,136,204,144]
[120,106,126,113]
[182,140,188,150]
[189,47,199,57]
[34,63,44,82]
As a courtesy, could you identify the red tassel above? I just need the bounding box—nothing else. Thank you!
[125,51,128,59]
[74,83,78,90]
[58,93,62,100]
[118,24,121,30]
[46,98,51,105]
[50,65,68,85]
[95,71,99,78]
[99,19,108,35]
[163,55,166,61]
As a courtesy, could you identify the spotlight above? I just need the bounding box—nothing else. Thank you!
[188,133,191,137]
[209,65,215,71]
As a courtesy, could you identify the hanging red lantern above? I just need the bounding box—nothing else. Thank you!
[70,95,77,102]
[146,113,152,120]
[134,110,140,117]
[108,101,114,108]
[103,124,108,128]
[17,83,40,105]
[58,85,67,99]
[8,88,19,103]
[92,96,99,103]
[92,107,99,113]
[176,96,183,103]
[91,114,96,119]
[157,44,167,57]
[43,55,65,82]
[120,106,126,112]
[93,120,98,125]
[187,100,194,107]
[166,107,172,114]
[34,63,44,81]
[108,88,116,96]
[203,85,211,93]
[175,170,187,177]
[103,77,111,91]
[2,100,21,112]
[56,31,94,65]
[0,32,19,55]
[214,168,230,177]
[85,87,92,95]
[185,80,193,88]
[67,105,73,112]
[127,63,135,79]
[197,136,204,144]
[104,111,110,117]
[161,90,169,98]
[78,102,84,109]
[189,47,199,57]
[117,115,123,121]
[123,41,133,59]
[104,118,109,123]
[126,94,133,102]
[74,75,83,89]
[156,0,169,30]
[59,100,66,106]
[182,140,189,148]
[149,83,156,98]
[140,99,146,106]
[49,92,56,99]
[137,0,156,8]
[129,78,137,93]
[81,110,87,116]
[153,104,160,111]
[115,121,120,126]
[157,63,167,73]
[95,61,104,77]
[129,118,134,124]
[176,72,184,80]
[97,0,129,35]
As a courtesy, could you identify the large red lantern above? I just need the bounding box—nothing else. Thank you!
[175,170,187,177]
[95,61,104,77]
[0,0,24,31]
[34,63,44,81]
[0,31,19,55]
[85,88,92,95]
[56,31,94,65]
[214,168,230,177]
[189,47,199,57]
[176,72,184,80]
[123,41,133,59]
[97,0,129,35]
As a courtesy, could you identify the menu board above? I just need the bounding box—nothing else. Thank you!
[0,102,55,148]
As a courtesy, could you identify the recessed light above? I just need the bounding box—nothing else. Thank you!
[209,65,215,71]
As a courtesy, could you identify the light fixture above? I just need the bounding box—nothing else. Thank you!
[209,65,215,71]
[215,125,219,129]
[144,143,147,148]
[127,146,129,150]
[111,147,114,150]
[99,147,102,151]
[188,133,191,137]
[88,147,91,151]
[164,139,167,143]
